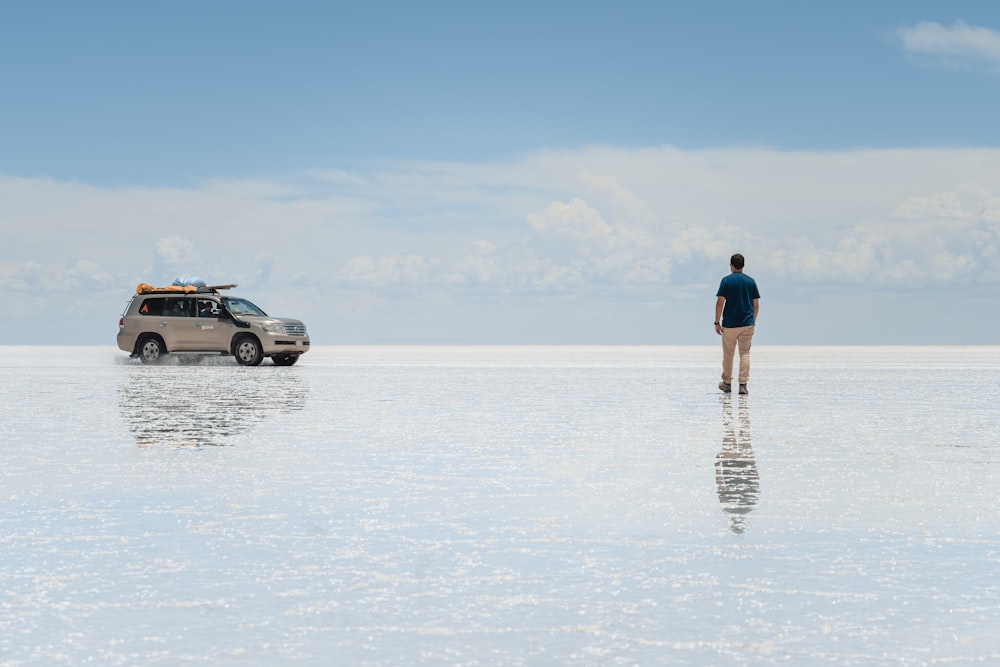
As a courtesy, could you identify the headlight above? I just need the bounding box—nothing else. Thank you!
[261,321,285,333]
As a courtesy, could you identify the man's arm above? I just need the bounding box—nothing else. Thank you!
[714,296,725,335]
[752,298,759,324]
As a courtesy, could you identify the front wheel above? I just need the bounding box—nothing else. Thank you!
[272,353,299,366]
[233,335,264,366]
[137,335,166,364]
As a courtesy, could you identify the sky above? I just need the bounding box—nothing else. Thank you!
[3,1,1000,345]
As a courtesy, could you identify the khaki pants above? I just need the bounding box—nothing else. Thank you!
[721,325,754,385]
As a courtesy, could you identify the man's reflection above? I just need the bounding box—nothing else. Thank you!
[716,394,759,534]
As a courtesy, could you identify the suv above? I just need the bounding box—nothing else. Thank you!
[117,283,310,366]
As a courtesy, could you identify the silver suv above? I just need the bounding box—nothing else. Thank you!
[117,284,310,366]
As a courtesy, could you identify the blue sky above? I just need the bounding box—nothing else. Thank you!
[3,1,1000,344]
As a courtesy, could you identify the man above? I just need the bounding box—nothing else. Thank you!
[714,253,760,395]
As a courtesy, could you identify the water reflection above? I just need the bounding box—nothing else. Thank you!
[716,394,759,534]
[118,366,308,447]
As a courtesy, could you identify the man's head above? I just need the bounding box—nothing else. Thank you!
[730,253,745,271]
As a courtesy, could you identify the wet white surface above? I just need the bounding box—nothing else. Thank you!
[1,345,999,665]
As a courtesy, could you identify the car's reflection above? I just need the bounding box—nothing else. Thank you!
[716,394,759,534]
[118,365,308,447]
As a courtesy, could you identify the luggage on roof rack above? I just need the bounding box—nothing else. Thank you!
[136,282,237,295]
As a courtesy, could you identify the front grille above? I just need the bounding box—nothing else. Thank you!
[283,322,307,336]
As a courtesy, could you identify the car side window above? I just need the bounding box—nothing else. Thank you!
[164,298,193,317]
[139,298,164,316]
[197,299,218,317]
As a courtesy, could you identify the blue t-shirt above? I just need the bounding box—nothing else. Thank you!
[716,272,760,328]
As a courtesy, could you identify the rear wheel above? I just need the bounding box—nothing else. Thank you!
[233,335,263,366]
[137,335,166,364]
[272,353,299,366]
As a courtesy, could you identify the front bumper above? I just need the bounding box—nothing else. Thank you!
[259,334,310,355]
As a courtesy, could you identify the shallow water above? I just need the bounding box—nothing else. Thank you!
[1,346,999,665]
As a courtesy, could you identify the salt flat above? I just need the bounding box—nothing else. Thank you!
[1,346,998,665]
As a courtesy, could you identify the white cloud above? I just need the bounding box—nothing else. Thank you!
[154,236,200,279]
[528,198,613,239]
[892,190,977,221]
[0,257,117,292]
[898,20,1000,71]
[338,253,436,288]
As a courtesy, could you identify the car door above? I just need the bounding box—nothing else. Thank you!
[160,296,199,350]
[189,298,233,352]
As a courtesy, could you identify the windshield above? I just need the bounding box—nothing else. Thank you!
[224,297,268,317]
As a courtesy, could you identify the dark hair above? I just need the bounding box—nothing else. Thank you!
[730,253,745,270]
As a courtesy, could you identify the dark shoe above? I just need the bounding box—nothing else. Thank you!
[738,384,748,395]
[719,382,732,393]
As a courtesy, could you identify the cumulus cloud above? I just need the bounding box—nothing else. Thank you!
[528,198,613,239]
[898,20,1000,71]
[153,236,199,278]
[252,254,274,287]
[0,258,117,292]
[892,190,977,221]
[338,253,436,289]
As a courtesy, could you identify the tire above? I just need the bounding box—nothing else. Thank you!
[137,335,166,364]
[233,335,264,366]
[272,353,299,366]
